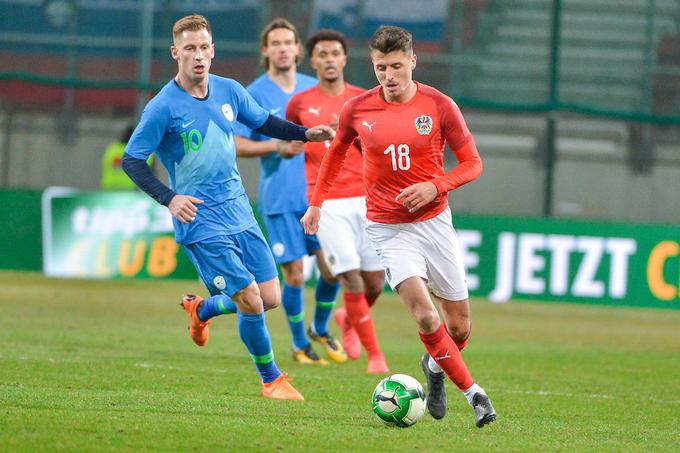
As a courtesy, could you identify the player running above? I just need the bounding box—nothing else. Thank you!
[286,29,389,374]
[122,15,334,401]
[301,25,496,427]
[235,19,345,365]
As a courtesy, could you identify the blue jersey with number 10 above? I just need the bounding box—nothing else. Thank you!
[125,75,269,245]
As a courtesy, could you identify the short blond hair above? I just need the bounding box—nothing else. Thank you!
[172,14,212,42]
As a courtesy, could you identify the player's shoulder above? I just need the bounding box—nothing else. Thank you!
[416,81,452,103]
[246,74,271,91]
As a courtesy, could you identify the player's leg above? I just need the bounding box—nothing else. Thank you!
[423,208,496,427]
[231,280,302,401]
[317,197,386,369]
[362,270,384,308]
[182,243,239,320]
[230,225,303,400]
[265,213,326,365]
[357,208,385,309]
[397,276,475,419]
[308,247,346,363]
[179,241,239,346]
[436,296,471,350]
[309,246,340,337]
[336,269,388,371]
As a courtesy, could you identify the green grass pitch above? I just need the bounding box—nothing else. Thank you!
[1,271,679,452]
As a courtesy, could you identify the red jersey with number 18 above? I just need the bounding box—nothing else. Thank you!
[310,81,482,224]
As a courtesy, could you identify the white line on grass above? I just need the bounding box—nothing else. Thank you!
[495,388,680,405]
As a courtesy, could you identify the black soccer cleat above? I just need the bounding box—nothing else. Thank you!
[420,353,447,419]
[471,392,496,428]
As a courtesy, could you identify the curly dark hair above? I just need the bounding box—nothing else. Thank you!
[305,29,348,57]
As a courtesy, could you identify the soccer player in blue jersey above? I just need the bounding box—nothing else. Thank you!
[235,18,346,366]
[122,15,334,400]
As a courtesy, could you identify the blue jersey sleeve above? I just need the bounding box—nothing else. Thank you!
[125,101,169,159]
[233,82,268,131]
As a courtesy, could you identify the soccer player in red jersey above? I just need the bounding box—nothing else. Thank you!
[301,25,496,427]
[287,29,389,374]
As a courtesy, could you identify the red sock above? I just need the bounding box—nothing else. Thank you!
[366,294,378,308]
[344,291,383,359]
[419,324,474,391]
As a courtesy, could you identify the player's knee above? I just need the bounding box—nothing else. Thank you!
[414,310,441,333]
[234,288,264,314]
[262,297,280,311]
[283,272,305,288]
[339,270,363,293]
[364,282,383,302]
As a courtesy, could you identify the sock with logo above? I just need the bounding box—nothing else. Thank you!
[313,277,339,336]
[344,291,383,359]
[419,323,474,391]
[282,283,308,350]
[198,295,237,321]
[237,311,281,383]
[428,355,443,374]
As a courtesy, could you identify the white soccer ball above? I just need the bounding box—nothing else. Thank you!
[372,374,426,427]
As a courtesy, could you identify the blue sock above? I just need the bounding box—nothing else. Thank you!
[198,295,237,321]
[313,278,339,336]
[282,284,308,349]
[238,312,281,383]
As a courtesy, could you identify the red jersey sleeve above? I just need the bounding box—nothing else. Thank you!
[431,99,483,194]
[309,102,358,207]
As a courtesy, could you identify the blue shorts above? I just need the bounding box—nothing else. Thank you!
[182,224,278,297]
[263,210,320,265]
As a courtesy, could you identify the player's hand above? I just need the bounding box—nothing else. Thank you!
[395,181,438,213]
[168,194,204,224]
[300,206,322,235]
[305,125,335,142]
[276,140,304,159]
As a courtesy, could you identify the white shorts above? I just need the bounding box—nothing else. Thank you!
[317,196,383,276]
[366,207,469,301]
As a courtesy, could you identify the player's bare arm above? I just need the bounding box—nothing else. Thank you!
[300,205,321,235]
[278,140,305,159]
[168,194,204,224]
[234,136,280,157]
[395,181,438,213]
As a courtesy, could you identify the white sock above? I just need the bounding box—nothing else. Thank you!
[428,355,443,374]
[463,383,486,406]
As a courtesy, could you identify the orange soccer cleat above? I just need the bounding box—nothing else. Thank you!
[180,294,210,346]
[261,373,305,400]
[334,307,360,360]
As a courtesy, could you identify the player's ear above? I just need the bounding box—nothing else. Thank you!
[411,53,417,70]
[170,45,179,61]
